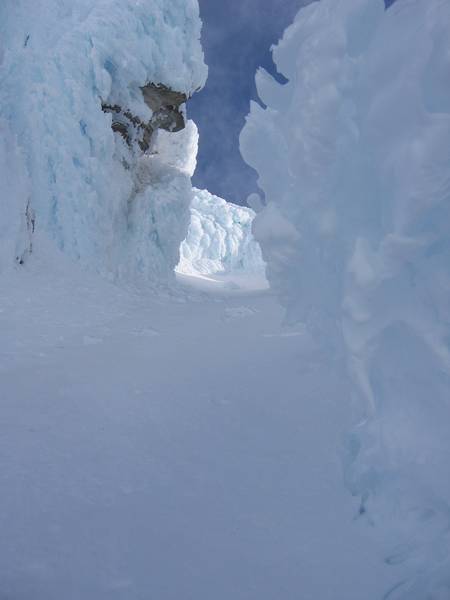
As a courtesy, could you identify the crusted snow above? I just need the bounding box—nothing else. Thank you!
[0,241,399,600]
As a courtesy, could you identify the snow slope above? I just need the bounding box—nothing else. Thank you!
[0,246,404,600]
[0,0,207,282]
[177,187,266,277]
[240,0,450,597]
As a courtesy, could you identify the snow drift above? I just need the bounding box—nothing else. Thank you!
[177,188,265,277]
[0,0,207,283]
[240,0,450,597]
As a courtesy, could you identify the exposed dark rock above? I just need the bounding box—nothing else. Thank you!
[102,83,187,153]
[16,200,35,265]
[141,84,186,133]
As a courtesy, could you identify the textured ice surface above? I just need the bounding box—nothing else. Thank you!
[241,0,450,596]
[177,188,265,277]
[0,0,207,282]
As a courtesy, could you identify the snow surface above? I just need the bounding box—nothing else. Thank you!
[0,241,403,600]
[240,0,450,597]
[1,0,449,597]
[0,0,207,282]
[177,187,266,279]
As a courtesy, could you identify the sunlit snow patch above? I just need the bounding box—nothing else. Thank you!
[176,188,267,290]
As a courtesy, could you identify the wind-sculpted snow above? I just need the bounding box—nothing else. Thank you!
[240,0,450,597]
[177,188,265,277]
[0,0,207,282]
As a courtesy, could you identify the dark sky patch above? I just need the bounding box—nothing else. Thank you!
[189,0,310,205]
[190,0,396,205]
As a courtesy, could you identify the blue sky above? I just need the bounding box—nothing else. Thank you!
[190,0,395,206]
[189,0,311,205]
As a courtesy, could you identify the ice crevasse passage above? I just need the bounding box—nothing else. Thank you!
[240,0,450,597]
[177,187,266,278]
[0,0,207,282]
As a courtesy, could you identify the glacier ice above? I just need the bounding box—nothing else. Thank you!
[177,188,266,277]
[240,0,450,597]
[0,0,207,283]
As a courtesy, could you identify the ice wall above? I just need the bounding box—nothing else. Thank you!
[177,188,265,277]
[240,0,450,597]
[0,0,207,282]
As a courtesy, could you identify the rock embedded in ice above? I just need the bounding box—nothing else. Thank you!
[102,83,188,153]
[0,0,207,284]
